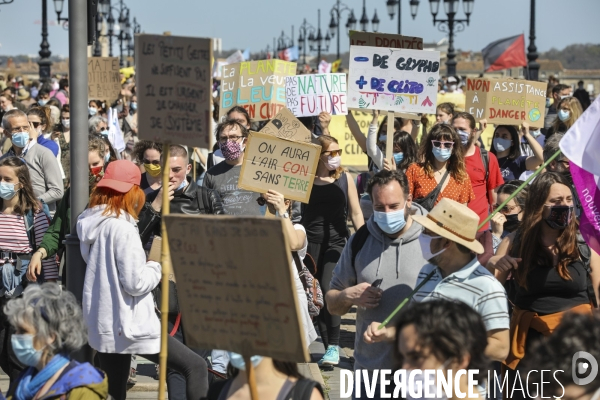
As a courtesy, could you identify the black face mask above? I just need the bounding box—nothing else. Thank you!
[503,213,520,233]
[544,205,573,230]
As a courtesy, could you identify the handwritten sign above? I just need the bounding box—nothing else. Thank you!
[135,34,212,148]
[465,78,547,128]
[164,215,309,361]
[220,60,297,122]
[349,30,423,50]
[285,73,348,117]
[348,45,440,114]
[88,57,120,102]
[260,107,312,143]
[238,131,321,203]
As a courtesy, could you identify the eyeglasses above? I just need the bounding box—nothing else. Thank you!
[219,135,244,144]
[431,140,454,149]
[493,204,520,215]
[321,149,343,157]
[142,159,160,165]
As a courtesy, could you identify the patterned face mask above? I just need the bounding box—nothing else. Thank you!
[89,166,104,188]
[220,139,244,160]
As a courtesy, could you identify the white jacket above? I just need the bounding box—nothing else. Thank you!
[77,205,161,354]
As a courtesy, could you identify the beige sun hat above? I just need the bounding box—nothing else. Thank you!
[412,198,484,254]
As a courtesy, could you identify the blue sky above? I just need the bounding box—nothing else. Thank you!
[0,0,597,58]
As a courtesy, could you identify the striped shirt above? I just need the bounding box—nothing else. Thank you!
[0,211,59,280]
[413,257,510,331]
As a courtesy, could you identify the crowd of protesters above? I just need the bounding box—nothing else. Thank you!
[0,67,597,400]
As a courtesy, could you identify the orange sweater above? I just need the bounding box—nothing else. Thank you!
[504,303,593,370]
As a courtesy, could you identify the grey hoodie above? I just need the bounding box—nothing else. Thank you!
[330,203,428,371]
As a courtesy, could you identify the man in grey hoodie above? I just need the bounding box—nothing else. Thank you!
[327,170,427,379]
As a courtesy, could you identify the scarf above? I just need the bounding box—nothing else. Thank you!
[15,353,70,400]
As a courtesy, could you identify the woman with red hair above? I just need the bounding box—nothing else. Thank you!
[77,160,208,400]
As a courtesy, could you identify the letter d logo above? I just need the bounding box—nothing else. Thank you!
[572,351,598,385]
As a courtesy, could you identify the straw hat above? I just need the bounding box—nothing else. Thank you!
[413,198,484,254]
[17,88,30,101]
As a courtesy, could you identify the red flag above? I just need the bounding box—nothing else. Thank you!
[482,34,527,72]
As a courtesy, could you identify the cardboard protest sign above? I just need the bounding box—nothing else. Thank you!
[465,78,547,128]
[164,215,309,361]
[148,237,175,282]
[260,108,312,143]
[88,57,120,103]
[348,45,440,114]
[238,131,321,203]
[220,60,297,122]
[135,34,212,148]
[349,30,423,50]
[285,73,348,117]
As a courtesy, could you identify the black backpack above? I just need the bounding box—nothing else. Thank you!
[350,225,371,269]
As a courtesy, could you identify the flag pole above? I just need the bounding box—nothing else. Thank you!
[376,149,563,329]
[158,143,171,400]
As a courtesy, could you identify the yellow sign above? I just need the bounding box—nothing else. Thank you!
[328,110,384,169]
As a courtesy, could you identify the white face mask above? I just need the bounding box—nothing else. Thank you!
[62,119,70,128]
[325,156,341,171]
[419,233,446,261]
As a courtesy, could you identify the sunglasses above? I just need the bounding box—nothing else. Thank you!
[322,149,343,157]
[31,122,41,128]
[142,159,160,165]
[256,197,266,206]
[431,140,454,149]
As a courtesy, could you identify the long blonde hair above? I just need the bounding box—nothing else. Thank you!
[552,97,583,131]
[317,135,343,179]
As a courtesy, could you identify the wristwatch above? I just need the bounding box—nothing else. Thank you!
[276,211,290,219]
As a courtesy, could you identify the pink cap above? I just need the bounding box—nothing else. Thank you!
[96,160,141,193]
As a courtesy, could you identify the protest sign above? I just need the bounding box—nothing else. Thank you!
[349,30,423,50]
[220,60,297,121]
[164,215,309,362]
[88,57,120,103]
[238,131,321,203]
[135,34,212,148]
[465,77,547,128]
[260,107,312,143]
[327,111,384,168]
[348,45,440,114]
[285,73,348,117]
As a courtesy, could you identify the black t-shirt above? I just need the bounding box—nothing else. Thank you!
[202,162,262,216]
[497,155,527,182]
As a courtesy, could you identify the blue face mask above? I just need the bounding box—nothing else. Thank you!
[88,107,97,116]
[493,137,512,153]
[104,152,110,163]
[530,129,542,138]
[11,334,44,367]
[546,98,551,108]
[373,203,407,235]
[0,182,19,200]
[432,147,452,162]
[558,109,570,122]
[378,135,387,143]
[38,99,48,106]
[227,352,264,371]
[11,132,30,148]
[177,179,187,191]
[457,130,470,146]
[100,129,109,137]
[393,152,404,164]
[130,102,137,111]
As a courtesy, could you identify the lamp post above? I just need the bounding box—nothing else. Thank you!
[298,19,317,67]
[38,0,52,83]
[358,0,380,33]
[118,7,131,67]
[277,29,293,52]
[526,0,539,81]
[418,0,474,77]
[310,9,330,70]
[386,0,419,34]
[327,0,355,61]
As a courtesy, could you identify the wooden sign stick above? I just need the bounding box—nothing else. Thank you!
[158,143,171,400]
[245,356,260,400]
[386,111,394,164]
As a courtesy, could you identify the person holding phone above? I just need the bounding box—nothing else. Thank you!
[326,170,427,399]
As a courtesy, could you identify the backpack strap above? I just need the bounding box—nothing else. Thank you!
[480,147,489,182]
[351,224,371,269]
[287,379,323,400]
[24,209,36,252]
[576,233,597,308]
